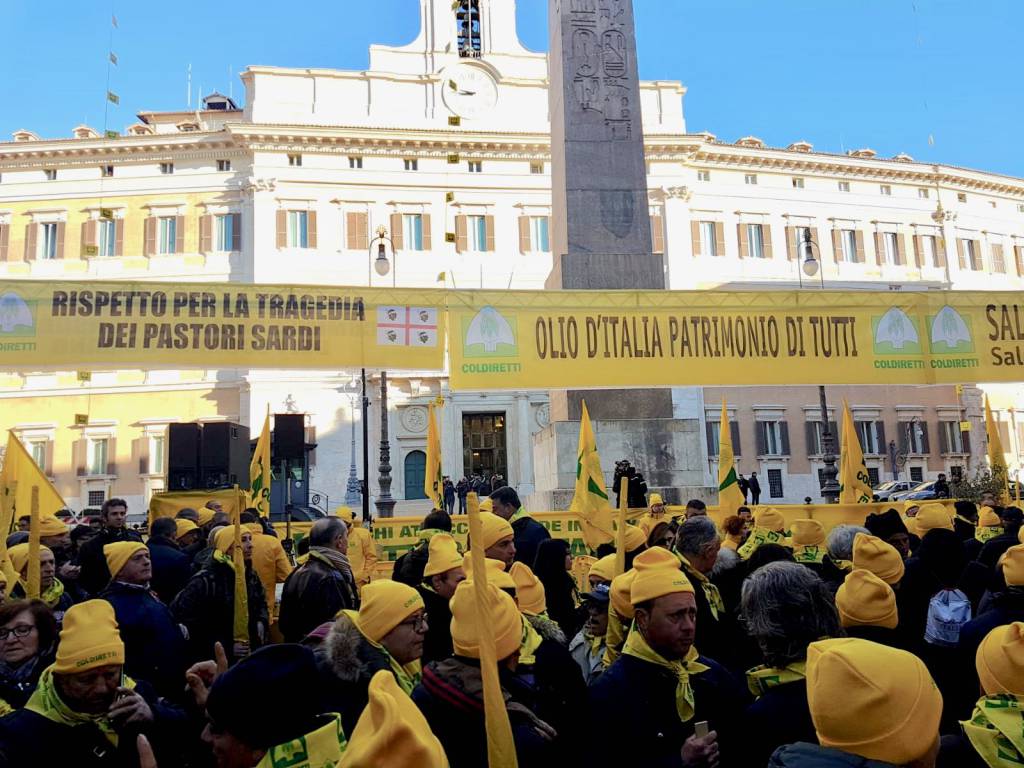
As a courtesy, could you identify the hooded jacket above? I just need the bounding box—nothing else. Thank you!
[146,536,191,606]
[417,585,454,665]
[769,742,904,768]
[511,514,550,569]
[278,552,358,643]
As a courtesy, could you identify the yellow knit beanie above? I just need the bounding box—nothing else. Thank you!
[588,554,617,585]
[7,543,51,577]
[755,507,786,533]
[649,493,664,507]
[38,516,69,538]
[835,569,898,630]
[976,622,1024,696]
[197,507,217,526]
[630,547,693,605]
[807,637,942,765]
[477,512,513,551]
[214,526,243,554]
[423,533,462,578]
[610,569,637,619]
[175,519,199,539]
[54,600,125,674]
[914,503,953,534]
[852,533,905,585]
[335,506,355,524]
[461,554,515,591]
[509,562,546,616]
[450,580,521,660]
[978,506,1002,527]
[999,544,1024,587]
[623,524,647,552]
[103,542,147,581]
[791,519,825,547]
[356,581,424,643]
[478,497,493,514]
[339,670,448,768]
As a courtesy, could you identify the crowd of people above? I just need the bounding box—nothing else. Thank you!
[0,485,1020,767]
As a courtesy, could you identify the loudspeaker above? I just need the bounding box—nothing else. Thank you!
[274,414,305,461]
[167,423,202,489]
[200,422,251,490]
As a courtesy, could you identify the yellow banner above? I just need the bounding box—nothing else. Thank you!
[448,288,1024,389]
[148,488,243,524]
[0,281,444,371]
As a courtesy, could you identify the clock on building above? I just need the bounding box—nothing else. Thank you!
[441,63,498,119]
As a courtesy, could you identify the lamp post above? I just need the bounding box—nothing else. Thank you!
[366,227,397,516]
[369,225,395,287]
[375,371,396,517]
[342,376,362,510]
[796,231,841,502]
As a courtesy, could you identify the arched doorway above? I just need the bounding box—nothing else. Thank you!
[404,450,427,500]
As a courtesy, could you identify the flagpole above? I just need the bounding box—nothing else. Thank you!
[614,476,628,577]
[27,487,40,600]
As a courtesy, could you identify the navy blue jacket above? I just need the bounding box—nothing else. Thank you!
[147,536,191,605]
[741,678,817,767]
[513,515,550,569]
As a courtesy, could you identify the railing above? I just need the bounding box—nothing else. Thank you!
[309,490,329,515]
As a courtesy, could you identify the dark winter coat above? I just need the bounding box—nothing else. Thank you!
[100,581,187,699]
[316,612,393,737]
[897,529,967,653]
[0,649,54,709]
[588,651,748,768]
[169,556,268,665]
[769,742,903,768]
[979,529,1023,570]
[512,515,550,569]
[278,553,359,643]
[392,540,431,587]
[937,732,989,768]
[844,624,909,650]
[418,585,454,665]
[952,588,1024,720]
[8,582,77,627]
[146,536,191,605]
[77,526,144,596]
[741,678,817,767]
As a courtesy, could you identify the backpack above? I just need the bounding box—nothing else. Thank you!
[924,588,972,647]
[392,540,430,587]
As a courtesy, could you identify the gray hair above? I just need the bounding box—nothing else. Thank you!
[675,516,720,556]
[826,524,870,561]
[207,525,226,547]
[741,561,842,667]
[310,517,347,547]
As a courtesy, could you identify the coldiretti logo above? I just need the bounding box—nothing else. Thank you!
[928,305,974,354]
[0,292,35,337]
[462,307,517,358]
[872,307,920,356]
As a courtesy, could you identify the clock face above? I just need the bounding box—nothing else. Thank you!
[441,64,498,120]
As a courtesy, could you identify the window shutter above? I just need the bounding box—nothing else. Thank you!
[972,239,982,269]
[231,213,241,251]
[898,424,909,454]
[705,422,716,455]
[114,219,124,257]
[276,210,287,249]
[306,211,317,249]
[938,422,949,454]
[912,235,922,267]
[785,225,796,261]
[484,215,495,251]
[919,422,930,454]
[876,421,886,455]
[24,223,37,261]
[935,236,947,267]
[896,233,907,266]
[0,224,8,262]
[805,422,817,454]
[714,222,725,257]
[755,422,767,455]
[956,238,965,269]
[690,221,701,256]
[199,215,212,252]
[761,224,773,259]
[106,437,117,476]
[81,220,97,255]
[993,244,1005,273]
[961,424,971,454]
[519,216,531,254]
[55,222,66,260]
[135,437,149,475]
[455,215,468,253]
[421,214,432,250]
[874,232,884,266]
[731,422,741,456]
[780,422,790,455]
[390,213,404,250]
[737,223,749,259]
[345,213,359,250]
[43,441,54,477]
[650,214,664,253]
[73,439,86,477]
[1017,246,1024,276]
[174,216,185,254]
[831,229,842,262]
[854,231,866,263]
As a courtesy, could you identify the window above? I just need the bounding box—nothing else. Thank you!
[159,162,174,175]
[530,162,544,175]
[909,466,923,482]
[961,239,980,270]
[705,420,741,457]
[767,469,784,499]
[98,218,116,257]
[217,159,231,172]
[744,174,758,185]
[288,154,302,167]
[404,159,419,171]
[950,465,964,483]
[993,244,1006,273]
[402,213,424,251]
[157,217,177,254]
[530,216,550,252]
[880,184,892,196]
[758,420,789,456]
[922,235,938,267]
[867,467,881,486]
[700,221,718,257]
[468,160,483,173]
[838,181,850,192]
[38,222,59,260]
[838,229,857,262]
[957,193,967,202]
[807,420,838,455]
[87,490,106,507]
[792,177,804,189]
[919,188,930,199]
[455,0,482,58]
[856,420,884,454]
[746,223,765,259]
[467,215,487,251]
[88,437,109,475]
[44,168,57,181]
[348,156,363,169]
[883,232,899,264]
[1018,204,1024,213]
[287,211,309,248]
[214,214,234,252]
[148,435,165,475]
[900,420,928,454]
[28,440,46,470]
[101,165,114,178]
[941,421,965,453]
[697,170,710,182]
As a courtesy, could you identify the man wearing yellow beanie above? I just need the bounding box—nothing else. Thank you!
[417,533,465,665]
[835,570,903,651]
[322,580,427,736]
[638,492,667,536]
[412,580,558,766]
[770,637,942,767]
[737,506,789,560]
[38,515,80,594]
[336,505,379,590]
[489,486,550,569]
[475,511,516,569]
[587,553,616,589]
[0,600,179,765]
[790,519,826,564]
[603,568,637,666]
[509,561,546,617]
[852,532,905,586]
[590,547,743,767]
[957,544,1024,687]
[7,543,76,622]
[914,502,955,536]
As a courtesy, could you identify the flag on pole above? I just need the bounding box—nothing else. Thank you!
[0,432,65,540]
[839,399,873,504]
[109,52,118,65]
[112,14,118,28]
[247,409,271,517]
[424,401,443,508]
[985,396,1011,505]
[107,91,119,105]
[231,486,249,644]
[717,399,745,517]
[568,400,614,549]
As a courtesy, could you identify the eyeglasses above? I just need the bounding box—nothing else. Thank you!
[0,625,35,640]
[399,613,429,633]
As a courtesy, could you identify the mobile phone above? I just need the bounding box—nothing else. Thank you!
[694,721,709,739]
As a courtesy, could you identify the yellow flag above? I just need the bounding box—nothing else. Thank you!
[985,396,1011,505]
[232,486,249,644]
[0,432,65,539]
[568,400,614,550]
[839,399,873,504]
[717,399,745,516]
[424,402,443,508]
[247,409,272,517]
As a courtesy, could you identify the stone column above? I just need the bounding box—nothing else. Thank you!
[515,394,535,497]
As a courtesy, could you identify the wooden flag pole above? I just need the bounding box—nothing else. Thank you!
[27,486,40,599]
[614,476,629,577]
[231,486,249,645]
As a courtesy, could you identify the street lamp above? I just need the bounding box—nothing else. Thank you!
[796,229,825,288]
[375,371,396,517]
[337,373,371,521]
[369,226,395,286]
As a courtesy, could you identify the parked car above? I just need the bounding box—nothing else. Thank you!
[892,481,940,502]
[872,480,914,502]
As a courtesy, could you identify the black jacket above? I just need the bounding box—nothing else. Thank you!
[513,516,550,569]
[392,541,431,588]
[418,585,454,665]
[316,612,392,736]
[741,678,817,767]
[278,553,359,643]
[937,733,989,768]
[844,624,909,650]
[588,651,748,768]
[77,526,144,596]
[0,650,53,709]
[770,742,903,767]
[146,536,191,606]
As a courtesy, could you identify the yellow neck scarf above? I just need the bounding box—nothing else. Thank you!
[963,694,1024,768]
[603,611,628,667]
[976,526,1004,544]
[26,665,136,746]
[793,546,825,564]
[737,528,786,560]
[519,617,544,666]
[622,625,709,722]
[255,713,348,768]
[678,555,725,620]
[18,578,65,609]
[746,660,807,698]
[342,610,421,695]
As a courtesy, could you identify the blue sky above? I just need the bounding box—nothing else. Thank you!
[3,1,1022,176]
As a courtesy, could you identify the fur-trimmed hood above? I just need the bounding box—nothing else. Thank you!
[321,611,389,684]
[527,613,567,646]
